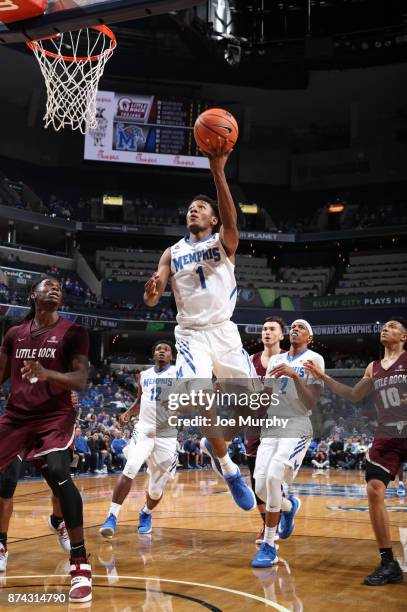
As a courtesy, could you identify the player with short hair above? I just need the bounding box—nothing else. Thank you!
[100,340,178,538]
[0,276,91,603]
[304,317,407,586]
[247,316,286,544]
[251,319,325,567]
[143,139,257,512]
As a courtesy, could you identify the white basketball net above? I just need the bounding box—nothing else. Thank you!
[27,26,116,134]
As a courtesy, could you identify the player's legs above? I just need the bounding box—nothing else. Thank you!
[100,434,154,538]
[0,413,32,474]
[252,438,307,568]
[364,457,403,586]
[44,450,92,602]
[138,438,178,534]
[251,440,280,567]
[47,495,71,553]
[200,322,258,510]
[0,457,22,572]
[39,462,71,553]
[175,324,256,510]
[209,320,257,469]
[247,454,266,543]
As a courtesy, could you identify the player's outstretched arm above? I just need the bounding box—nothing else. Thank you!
[205,138,239,257]
[144,247,171,307]
[304,360,374,402]
[119,383,142,425]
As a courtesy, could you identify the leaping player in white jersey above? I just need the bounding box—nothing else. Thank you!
[99,341,178,538]
[251,319,325,567]
[143,138,256,512]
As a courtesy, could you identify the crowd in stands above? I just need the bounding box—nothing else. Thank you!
[3,170,407,233]
[354,202,407,229]
[0,358,382,481]
[329,352,371,369]
[0,256,175,319]
[48,194,90,221]
[306,434,370,470]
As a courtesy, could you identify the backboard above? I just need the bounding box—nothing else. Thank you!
[0,0,202,44]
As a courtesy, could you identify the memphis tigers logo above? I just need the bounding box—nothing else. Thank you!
[114,123,147,152]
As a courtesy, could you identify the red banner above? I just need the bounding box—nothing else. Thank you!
[0,0,46,23]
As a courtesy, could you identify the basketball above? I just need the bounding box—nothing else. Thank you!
[194,108,238,154]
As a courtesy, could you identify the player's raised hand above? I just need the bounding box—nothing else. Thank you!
[21,360,49,382]
[269,363,298,379]
[144,272,159,298]
[119,410,130,427]
[303,360,325,379]
[203,136,232,172]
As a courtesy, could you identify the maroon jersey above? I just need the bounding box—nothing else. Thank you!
[372,352,407,427]
[246,349,286,456]
[0,317,88,415]
[251,352,267,380]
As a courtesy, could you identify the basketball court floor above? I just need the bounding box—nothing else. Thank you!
[3,468,406,611]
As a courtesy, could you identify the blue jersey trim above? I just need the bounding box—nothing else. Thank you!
[154,363,173,375]
[286,349,309,363]
[184,233,214,246]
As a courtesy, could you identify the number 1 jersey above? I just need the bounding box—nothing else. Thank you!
[170,233,237,329]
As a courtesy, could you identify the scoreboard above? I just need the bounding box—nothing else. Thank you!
[84,91,210,169]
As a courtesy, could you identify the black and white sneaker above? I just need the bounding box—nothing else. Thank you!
[363,559,404,586]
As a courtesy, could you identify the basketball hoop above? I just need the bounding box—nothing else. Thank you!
[26,25,116,134]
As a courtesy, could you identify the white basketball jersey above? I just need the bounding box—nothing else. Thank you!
[170,233,236,329]
[265,348,325,419]
[136,364,177,436]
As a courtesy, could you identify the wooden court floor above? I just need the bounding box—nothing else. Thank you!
[2,468,406,611]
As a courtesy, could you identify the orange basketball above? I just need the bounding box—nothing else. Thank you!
[194,108,238,154]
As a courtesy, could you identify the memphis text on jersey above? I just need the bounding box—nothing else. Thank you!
[172,246,220,271]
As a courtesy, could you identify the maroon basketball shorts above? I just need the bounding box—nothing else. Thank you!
[0,408,76,472]
[367,437,407,480]
[246,435,261,457]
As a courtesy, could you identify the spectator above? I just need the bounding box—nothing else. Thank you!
[88,432,102,473]
[177,437,190,469]
[229,436,246,466]
[337,449,357,470]
[329,434,344,468]
[312,449,329,469]
[111,430,128,470]
[73,427,91,472]
[183,436,202,469]
[99,433,114,473]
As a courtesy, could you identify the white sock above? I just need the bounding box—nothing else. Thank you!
[281,497,292,512]
[218,454,238,476]
[142,504,152,515]
[264,526,277,546]
[109,502,122,518]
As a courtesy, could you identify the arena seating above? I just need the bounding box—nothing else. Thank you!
[335,251,407,295]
